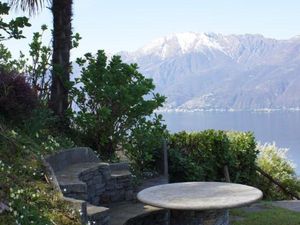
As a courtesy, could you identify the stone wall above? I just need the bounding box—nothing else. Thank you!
[101,173,133,204]
[78,163,133,205]
[44,147,133,225]
[45,148,133,206]
[78,164,108,205]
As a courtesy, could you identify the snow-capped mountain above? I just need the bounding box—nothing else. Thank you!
[120,32,300,111]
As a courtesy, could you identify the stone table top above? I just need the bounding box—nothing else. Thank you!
[137,182,263,210]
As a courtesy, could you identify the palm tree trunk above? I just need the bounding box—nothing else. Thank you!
[49,0,73,124]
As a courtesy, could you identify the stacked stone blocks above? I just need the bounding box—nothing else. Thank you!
[44,147,133,224]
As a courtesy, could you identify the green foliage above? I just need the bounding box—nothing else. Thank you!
[0,19,75,225]
[0,24,80,106]
[125,114,167,176]
[23,26,80,104]
[168,130,258,184]
[168,131,300,200]
[20,108,75,154]
[0,25,51,123]
[26,25,52,103]
[227,131,258,183]
[255,143,300,200]
[168,145,204,182]
[0,43,26,71]
[71,32,82,49]
[71,50,166,159]
[21,108,57,138]
[0,126,79,225]
[0,2,30,41]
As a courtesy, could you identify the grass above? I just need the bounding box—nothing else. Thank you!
[231,204,300,225]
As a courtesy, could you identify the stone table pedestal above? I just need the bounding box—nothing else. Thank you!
[170,209,229,225]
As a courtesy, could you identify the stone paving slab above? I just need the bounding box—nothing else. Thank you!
[87,204,110,225]
[109,201,161,225]
[271,200,300,212]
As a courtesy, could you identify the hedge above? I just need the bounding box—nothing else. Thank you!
[168,130,258,184]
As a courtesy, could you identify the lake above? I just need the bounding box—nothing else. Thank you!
[161,111,300,174]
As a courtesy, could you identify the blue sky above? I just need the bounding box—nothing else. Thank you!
[4,0,300,59]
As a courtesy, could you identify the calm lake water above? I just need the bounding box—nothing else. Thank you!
[162,111,300,174]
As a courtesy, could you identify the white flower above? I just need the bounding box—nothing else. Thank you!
[11,130,17,137]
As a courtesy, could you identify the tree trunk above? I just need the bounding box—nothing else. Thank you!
[49,0,73,126]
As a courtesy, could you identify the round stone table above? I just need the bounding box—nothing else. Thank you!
[137,182,263,225]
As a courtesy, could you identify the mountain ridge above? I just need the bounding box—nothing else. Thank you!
[119,32,300,111]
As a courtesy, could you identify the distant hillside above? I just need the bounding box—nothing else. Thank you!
[118,32,300,111]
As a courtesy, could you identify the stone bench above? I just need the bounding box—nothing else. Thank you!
[56,162,109,204]
[43,147,134,224]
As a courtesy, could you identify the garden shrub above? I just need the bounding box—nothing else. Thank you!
[168,147,204,182]
[255,143,300,200]
[71,50,165,159]
[125,114,168,177]
[21,107,58,138]
[227,131,258,183]
[168,130,258,184]
[0,70,37,124]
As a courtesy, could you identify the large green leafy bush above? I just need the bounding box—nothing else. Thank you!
[168,130,258,184]
[71,50,166,159]
[125,114,168,177]
[227,131,258,183]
